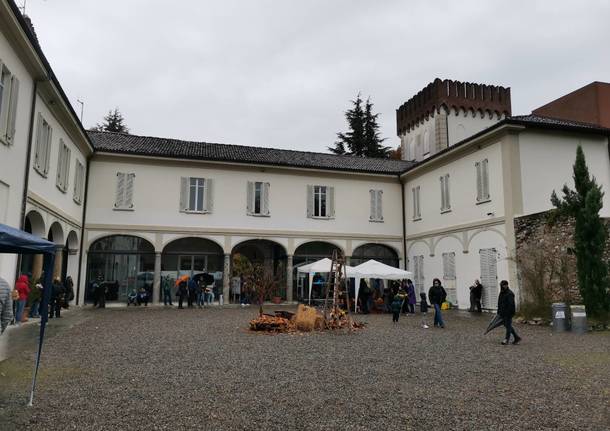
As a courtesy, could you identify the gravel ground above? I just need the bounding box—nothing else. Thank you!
[1,306,608,431]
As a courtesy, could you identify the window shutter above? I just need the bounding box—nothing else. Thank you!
[412,187,417,219]
[482,159,490,199]
[64,147,71,191]
[306,185,313,218]
[6,76,19,144]
[377,190,383,220]
[56,143,63,187]
[475,161,483,201]
[115,172,126,208]
[246,181,253,214]
[44,126,52,175]
[445,175,450,209]
[328,186,335,218]
[369,189,376,220]
[262,182,270,215]
[179,177,188,211]
[416,186,421,218]
[34,114,42,170]
[204,178,213,212]
[125,173,135,208]
[440,176,444,210]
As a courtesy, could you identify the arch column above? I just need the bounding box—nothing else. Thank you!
[223,254,231,304]
[286,255,293,302]
[153,252,162,304]
[344,255,351,266]
[53,246,64,279]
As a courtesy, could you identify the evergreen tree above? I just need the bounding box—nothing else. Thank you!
[330,94,389,157]
[551,146,610,318]
[92,108,129,133]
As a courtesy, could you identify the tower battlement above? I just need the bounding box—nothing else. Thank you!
[396,78,511,135]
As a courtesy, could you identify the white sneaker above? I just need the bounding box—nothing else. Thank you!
[422,324,429,329]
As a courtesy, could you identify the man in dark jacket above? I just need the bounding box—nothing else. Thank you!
[428,278,447,328]
[469,279,483,312]
[497,280,521,345]
[49,277,65,318]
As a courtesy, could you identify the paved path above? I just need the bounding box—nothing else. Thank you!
[1,306,608,430]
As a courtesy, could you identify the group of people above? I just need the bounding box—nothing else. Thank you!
[0,273,75,330]
[168,275,215,309]
[387,277,521,344]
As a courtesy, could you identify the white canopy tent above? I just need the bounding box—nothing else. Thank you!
[352,259,413,313]
[296,258,359,304]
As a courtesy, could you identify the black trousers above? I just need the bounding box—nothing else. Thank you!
[504,317,519,341]
[187,292,196,307]
[178,294,186,309]
[407,303,414,313]
[392,311,400,322]
[49,298,61,318]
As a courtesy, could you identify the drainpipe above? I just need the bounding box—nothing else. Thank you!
[75,156,91,305]
[400,178,407,270]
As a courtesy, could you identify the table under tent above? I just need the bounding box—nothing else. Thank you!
[297,257,413,312]
[0,223,57,405]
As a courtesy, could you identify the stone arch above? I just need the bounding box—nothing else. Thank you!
[87,232,153,250]
[406,239,431,256]
[351,243,400,267]
[294,239,345,255]
[48,221,65,245]
[161,235,226,254]
[25,210,45,237]
[431,234,466,256]
[465,227,506,251]
[66,230,79,252]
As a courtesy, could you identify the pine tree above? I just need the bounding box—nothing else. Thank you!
[329,94,388,157]
[92,108,129,133]
[551,146,610,318]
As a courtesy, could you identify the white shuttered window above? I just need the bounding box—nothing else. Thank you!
[369,189,383,222]
[56,140,71,192]
[114,172,135,210]
[179,177,213,213]
[0,61,19,145]
[73,160,85,204]
[412,186,421,220]
[33,114,52,177]
[307,185,334,219]
[247,181,270,216]
[440,174,450,212]
[475,159,490,202]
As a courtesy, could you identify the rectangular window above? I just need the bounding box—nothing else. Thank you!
[56,140,71,193]
[442,252,456,280]
[247,181,270,216]
[412,186,421,220]
[33,114,52,177]
[413,255,424,294]
[307,185,334,219]
[180,177,213,213]
[475,159,490,202]
[440,174,450,212]
[73,160,85,204]
[0,61,19,145]
[369,189,383,222]
[114,172,135,210]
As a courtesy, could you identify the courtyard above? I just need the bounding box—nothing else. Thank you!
[1,307,608,431]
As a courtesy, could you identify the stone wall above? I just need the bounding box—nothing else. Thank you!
[514,211,610,305]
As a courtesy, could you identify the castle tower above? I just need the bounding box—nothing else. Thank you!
[396,78,511,162]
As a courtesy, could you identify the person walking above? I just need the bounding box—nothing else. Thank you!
[28,279,42,318]
[420,292,429,329]
[177,276,188,309]
[94,276,106,308]
[162,276,173,306]
[428,278,447,328]
[498,280,521,345]
[64,276,75,309]
[15,275,30,323]
[391,287,406,323]
[0,276,13,334]
[359,279,370,314]
[405,279,416,314]
[187,277,198,308]
[49,277,65,318]
[469,279,483,312]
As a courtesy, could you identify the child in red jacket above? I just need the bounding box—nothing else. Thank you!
[15,275,30,323]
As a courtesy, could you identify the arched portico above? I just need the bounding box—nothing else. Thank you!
[293,241,341,302]
[351,243,399,267]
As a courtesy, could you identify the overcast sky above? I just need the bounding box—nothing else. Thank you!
[22,0,610,152]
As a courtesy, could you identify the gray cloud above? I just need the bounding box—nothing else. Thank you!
[25,0,610,152]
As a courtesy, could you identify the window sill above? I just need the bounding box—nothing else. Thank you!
[476,198,491,205]
[181,210,210,215]
[33,166,47,178]
[248,213,271,217]
[73,197,82,206]
[440,209,452,214]
[113,207,135,212]
[369,219,384,223]
[0,136,10,146]
[412,217,422,222]
[56,184,67,194]
[309,216,335,220]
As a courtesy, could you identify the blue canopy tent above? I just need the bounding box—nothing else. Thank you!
[0,223,57,406]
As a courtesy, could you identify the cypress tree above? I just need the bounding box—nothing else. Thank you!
[551,146,610,318]
[92,108,130,133]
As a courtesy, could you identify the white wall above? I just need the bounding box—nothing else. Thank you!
[519,131,610,217]
[446,109,501,146]
[0,29,34,283]
[404,141,504,237]
[27,94,88,225]
[86,157,404,237]
[401,117,436,162]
